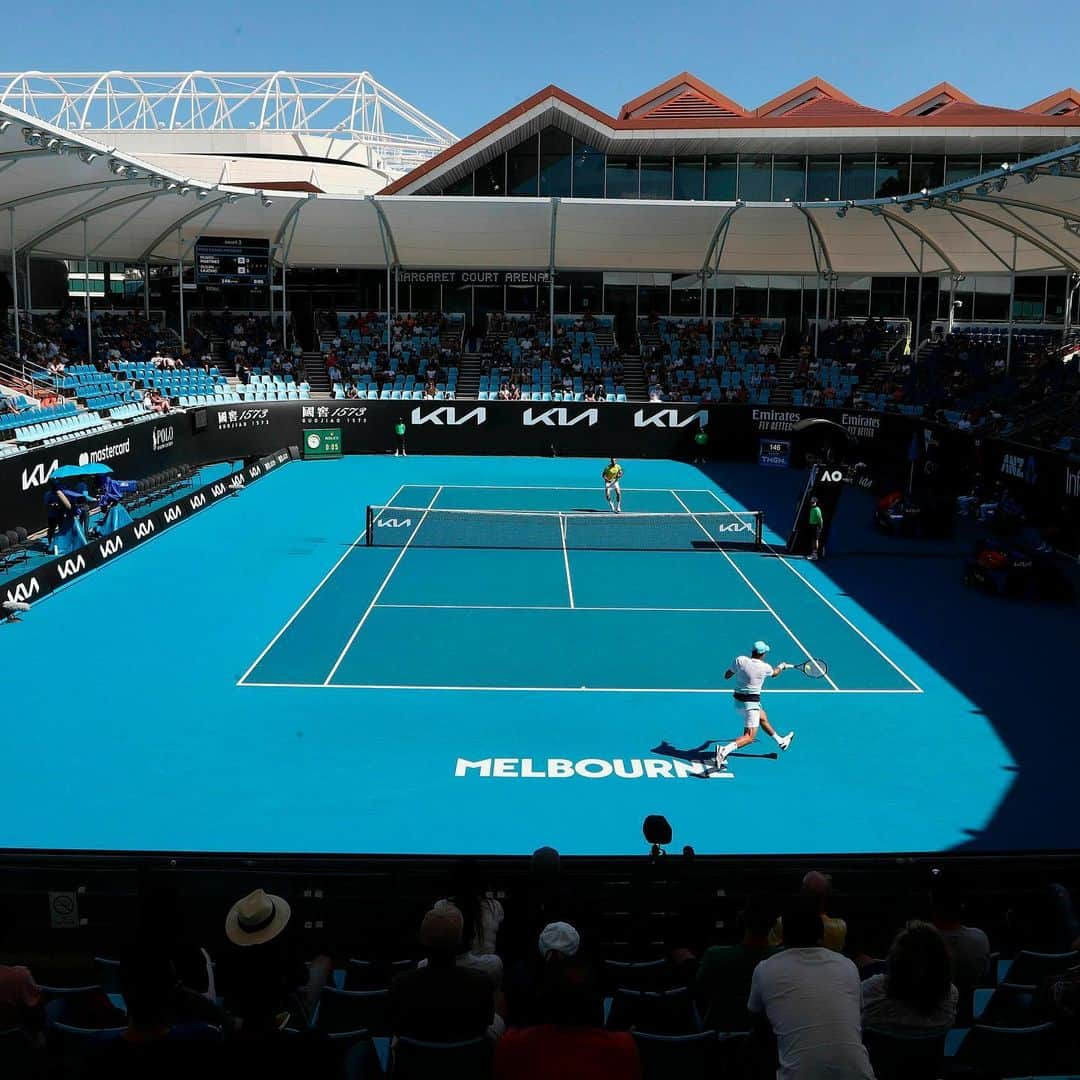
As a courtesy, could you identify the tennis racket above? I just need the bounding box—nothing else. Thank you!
[786,658,829,679]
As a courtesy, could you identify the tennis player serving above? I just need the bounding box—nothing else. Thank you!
[715,640,794,772]
[602,457,624,513]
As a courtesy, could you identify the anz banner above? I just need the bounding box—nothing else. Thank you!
[1,448,294,610]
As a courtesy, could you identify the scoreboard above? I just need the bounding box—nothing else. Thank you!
[195,236,271,286]
[758,438,791,468]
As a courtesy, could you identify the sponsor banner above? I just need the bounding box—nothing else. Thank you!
[300,405,368,425]
[0,448,292,608]
[397,269,553,287]
[77,438,131,467]
[152,425,175,452]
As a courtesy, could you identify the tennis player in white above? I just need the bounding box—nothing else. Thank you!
[715,640,794,771]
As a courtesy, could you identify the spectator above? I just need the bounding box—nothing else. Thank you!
[861,921,958,1035]
[696,894,779,1029]
[931,886,991,986]
[216,888,332,1030]
[495,924,638,1080]
[0,951,44,1044]
[445,858,504,956]
[82,952,219,1080]
[770,870,847,951]
[390,903,500,1042]
[749,898,874,1080]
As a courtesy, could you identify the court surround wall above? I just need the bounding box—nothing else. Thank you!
[1,402,1075,535]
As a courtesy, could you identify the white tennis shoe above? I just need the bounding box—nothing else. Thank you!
[777,732,794,751]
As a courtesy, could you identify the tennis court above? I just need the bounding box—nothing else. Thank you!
[1,455,1028,857]
[241,483,922,697]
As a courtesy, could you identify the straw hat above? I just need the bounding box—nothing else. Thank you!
[225,888,291,947]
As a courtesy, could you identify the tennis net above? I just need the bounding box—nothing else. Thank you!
[365,506,763,551]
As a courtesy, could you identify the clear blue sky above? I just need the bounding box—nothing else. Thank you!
[3,0,1078,137]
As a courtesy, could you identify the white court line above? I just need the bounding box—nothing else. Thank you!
[704,489,923,692]
[374,604,770,613]
[669,490,842,692]
[560,517,575,608]
[322,485,444,686]
[244,681,922,694]
[236,483,406,686]
[408,484,693,493]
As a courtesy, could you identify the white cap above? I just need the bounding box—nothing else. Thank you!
[538,921,580,958]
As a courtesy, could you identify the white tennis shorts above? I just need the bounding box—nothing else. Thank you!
[734,697,763,729]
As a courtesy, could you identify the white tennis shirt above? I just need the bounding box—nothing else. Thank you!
[731,655,774,694]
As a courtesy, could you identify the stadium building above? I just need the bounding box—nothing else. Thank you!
[0,72,1079,1077]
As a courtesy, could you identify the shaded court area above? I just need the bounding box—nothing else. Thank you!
[1,454,1070,857]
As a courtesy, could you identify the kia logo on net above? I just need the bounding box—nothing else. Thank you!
[211,482,227,498]
[188,493,207,510]
[5,578,40,604]
[98,537,124,560]
[522,407,599,427]
[633,408,709,429]
[133,520,155,540]
[411,406,487,426]
[56,555,87,581]
[164,505,182,524]
[21,459,59,490]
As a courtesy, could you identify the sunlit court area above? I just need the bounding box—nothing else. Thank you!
[1,37,1080,1080]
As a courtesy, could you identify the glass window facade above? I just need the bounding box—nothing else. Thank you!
[605,156,639,199]
[674,157,704,201]
[539,127,572,197]
[572,142,604,198]
[807,158,840,201]
[875,154,909,198]
[640,157,673,200]
[772,157,806,202]
[840,158,876,201]
[738,156,772,201]
[705,155,737,200]
[945,156,982,185]
[507,135,539,196]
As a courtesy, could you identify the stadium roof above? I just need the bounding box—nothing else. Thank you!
[2,98,1080,278]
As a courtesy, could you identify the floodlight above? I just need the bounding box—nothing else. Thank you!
[902,202,915,213]
[23,129,43,147]
[920,187,929,196]
[226,194,240,204]
[78,149,97,164]
[993,176,1008,192]
[197,189,209,199]
[836,205,847,218]
[179,186,191,196]
[108,159,127,175]
[976,183,992,196]
[1020,171,1037,184]
[948,191,962,204]
[44,137,60,151]
[261,195,273,208]
[0,120,10,134]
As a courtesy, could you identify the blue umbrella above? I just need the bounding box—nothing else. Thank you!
[52,463,113,479]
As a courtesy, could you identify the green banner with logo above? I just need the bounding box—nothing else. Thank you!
[302,427,343,459]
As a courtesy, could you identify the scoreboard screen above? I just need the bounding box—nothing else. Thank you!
[758,438,791,468]
[195,236,271,287]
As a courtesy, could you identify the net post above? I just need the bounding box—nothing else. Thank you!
[366,505,373,546]
[754,511,763,548]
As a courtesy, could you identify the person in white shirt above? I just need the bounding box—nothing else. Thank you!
[714,640,794,772]
[749,900,875,1080]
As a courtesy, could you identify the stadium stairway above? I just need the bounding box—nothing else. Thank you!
[621,355,648,401]
[769,357,799,405]
[455,353,483,399]
[302,352,331,396]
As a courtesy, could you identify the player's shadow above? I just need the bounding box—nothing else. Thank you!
[697,459,1080,854]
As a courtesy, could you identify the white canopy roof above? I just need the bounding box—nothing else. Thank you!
[3,101,1080,277]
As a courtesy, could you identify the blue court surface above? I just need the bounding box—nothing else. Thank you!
[1,455,1074,857]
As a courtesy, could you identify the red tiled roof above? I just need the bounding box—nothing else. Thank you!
[891,82,975,116]
[782,97,891,121]
[618,72,747,120]
[754,77,857,118]
[381,75,1080,195]
[1024,88,1080,115]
